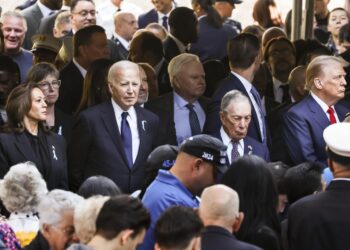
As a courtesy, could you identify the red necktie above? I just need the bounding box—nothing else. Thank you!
[327,107,336,124]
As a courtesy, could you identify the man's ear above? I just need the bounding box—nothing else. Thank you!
[119,229,134,246]
[314,78,323,89]
[232,212,244,233]
[41,223,51,238]
[193,158,203,172]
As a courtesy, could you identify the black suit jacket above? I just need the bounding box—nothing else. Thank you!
[288,180,350,250]
[138,9,158,29]
[157,59,172,95]
[202,226,262,250]
[163,36,181,62]
[56,61,84,115]
[21,3,43,50]
[111,37,129,60]
[38,10,67,36]
[54,107,73,143]
[24,231,49,250]
[145,92,209,146]
[204,73,265,143]
[0,130,68,190]
[68,101,159,193]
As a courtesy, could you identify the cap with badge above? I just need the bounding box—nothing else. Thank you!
[180,134,228,173]
[323,123,350,165]
[31,34,62,54]
[215,0,243,5]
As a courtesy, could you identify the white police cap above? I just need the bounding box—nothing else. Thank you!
[323,123,350,158]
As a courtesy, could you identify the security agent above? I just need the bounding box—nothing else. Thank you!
[288,123,350,250]
[140,134,228,250]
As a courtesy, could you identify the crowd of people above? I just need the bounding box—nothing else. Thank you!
[0,0,350,249]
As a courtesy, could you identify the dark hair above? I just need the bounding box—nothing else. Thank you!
[284,162,323,204]
[192,0,222,28]
[221,155,281,242]
[70,0,94,12]
[154,206,203,249]
[253,0,282,29]
[328,7,349,22]
[0,22,4,54]
[76,58,113,114]
[169,7,198,44]
[74,25,105,58]
[0,55,21,90]
[27,62,59,83]
[128,31,164,65]
[228,33,260,69]
[293,39,331,66]
[266,161,289,194]
[138,63,158,101]
[4,84,49,133]
[203,59,228,97]
[96,195,150,239]
[78,175,122,198]
[263,36,296,62]
[339,23,350,44]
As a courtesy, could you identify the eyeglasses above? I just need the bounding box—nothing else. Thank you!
[72,10,98,17]
[38,80,61,90]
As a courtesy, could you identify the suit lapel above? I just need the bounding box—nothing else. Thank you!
[133,106,148,171]
[14,133,36,162]
[306,95,331,128]
[100,102,130,167]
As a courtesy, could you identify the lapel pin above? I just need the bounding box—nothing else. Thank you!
[141,120,147,131]
[52,145,58,160]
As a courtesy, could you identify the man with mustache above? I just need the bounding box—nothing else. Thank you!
[283,55,349,168]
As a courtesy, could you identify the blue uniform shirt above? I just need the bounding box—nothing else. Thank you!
[139,170,200,250]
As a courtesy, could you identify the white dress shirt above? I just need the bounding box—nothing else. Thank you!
[272,77,288,103]
[111,99,140,164]
[72,58,87,78]
[113,33,129,50]
[310,92,340,122]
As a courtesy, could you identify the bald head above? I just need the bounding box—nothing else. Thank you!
[289,65,307,102]
[200,184,239,228]
[114,12,138,41]
[262,27,287,49]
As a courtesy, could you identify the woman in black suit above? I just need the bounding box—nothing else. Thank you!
[0,84,68,190]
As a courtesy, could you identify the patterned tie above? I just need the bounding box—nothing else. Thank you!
[186,103,201,136]
[162,16,168,30]
[327,106,337,124]
[250,87,267,143]
[231,141,240,163]
[121,112,133,168]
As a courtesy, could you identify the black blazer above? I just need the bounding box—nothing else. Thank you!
[56,61,84,115]
[288,180,350,250]
[24,231,49,250]
[68,101,159,193]
[145,92,209,146]
[54,107,74,143]
[202,226,262,250]
[204,73,265,144]
[0,130,68,190]
[38,10,67,36]
[111,37,129,60]
[163,36,181,62]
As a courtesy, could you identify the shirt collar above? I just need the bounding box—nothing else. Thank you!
[168,33,187,53]
[72,58,87,78]
[272,76,287,89]
[154,57,165,74]
[113,33,130,49]
[231,71,252,92]
[37,1,54,17]
[220,127,244,146]
[173,91,188,108]
[310,91,334,113]
[111,98,136,120]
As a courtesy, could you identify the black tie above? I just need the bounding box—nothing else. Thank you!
[162,16,168,30]
[280,85,289,102]
[121,112,133,168]
[186,103,201,136]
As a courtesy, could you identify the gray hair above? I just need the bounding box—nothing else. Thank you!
[38,189,83,229]
[0,10,27,32]
[107,60,139,84]
[305,55,349,91]
[0,162,48,213]
[200,184,240,226]
[54,11,71,29]
[168,53,200,84]
[220,90,251,112]
[74,196,109,244]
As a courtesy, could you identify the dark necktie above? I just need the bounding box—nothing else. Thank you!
[121,112,133,168]
[162,16,168,30]
[279,85,289,103]
[231,141,240,163]
[186,103,201,136]
[250,87,267,143]
[327,106,337,124]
